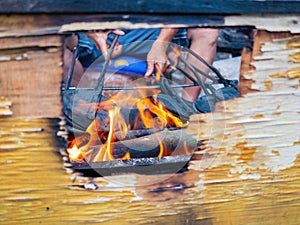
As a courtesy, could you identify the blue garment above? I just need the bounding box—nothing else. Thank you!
[89,56,148,76]
[77,28,188,68]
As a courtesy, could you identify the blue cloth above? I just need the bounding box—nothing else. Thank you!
[77,28,188,68]
[89,56,147,76]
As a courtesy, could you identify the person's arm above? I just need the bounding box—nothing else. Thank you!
[86,29,125,59]
[145,28,178,76]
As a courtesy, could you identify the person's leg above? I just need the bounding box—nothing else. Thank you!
[182,28,218,101]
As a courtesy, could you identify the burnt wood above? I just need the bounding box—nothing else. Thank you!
[1,0,300,14]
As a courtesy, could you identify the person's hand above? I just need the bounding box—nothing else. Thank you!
[86,29,125,60]
[145,40,170,77]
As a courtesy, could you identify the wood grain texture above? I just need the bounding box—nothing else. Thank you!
[188,30,300,175]
[0,35,62,49]
[0,97,12,116]
[1,0,300,14]
[225,15,300,33]
[0,35,63,117]
[0,14,299,38]
[0,14,224,38]
[1,109,300,224]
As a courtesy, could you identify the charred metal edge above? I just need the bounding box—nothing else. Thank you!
[71,154,192,177]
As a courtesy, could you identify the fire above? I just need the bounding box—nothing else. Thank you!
[155,64,161,81]
[158,142,164,158]
[104,107,128,161]
[67,47,191,163]
[67,142,84,162]
[169,44,181,68]
[67,87,189,162]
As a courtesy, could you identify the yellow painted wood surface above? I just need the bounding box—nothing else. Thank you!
[1,30,300,225]
[0,97,12,116]
[1,116,300,225]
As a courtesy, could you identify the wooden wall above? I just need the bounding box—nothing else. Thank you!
[0,35,63,117]
[0,1,299,118]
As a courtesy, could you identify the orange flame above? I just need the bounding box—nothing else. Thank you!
[67,142,84,162]
[121,151,131,160]
[172,44,181,68]
[67,54,191,162]
[106,107,128,160]
[155,64,161,81]
[158,142,164,158]
[92,106,130,162]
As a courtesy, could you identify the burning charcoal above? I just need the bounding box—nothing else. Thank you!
[109,128,198,160]
[120,108,140,128]
[111,144,130,159]
[95,110,109,132]
[129,147,161,158]
[111,140,160,159]
[114,128,163,141]
[120,108,157,130]
[112,145,160,159]
[73,132,90,148]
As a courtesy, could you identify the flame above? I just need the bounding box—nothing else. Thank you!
[67,51,192,162]
[158,141,164,158]
[121,151,131,160]
[106,107,128,160]
[135,97,184,129]
[92,106,130,162]
[153,97,184,127]
[155,64,161,81]
[67,142,84,162]
[170,44,181,68]
[67,91,188,162]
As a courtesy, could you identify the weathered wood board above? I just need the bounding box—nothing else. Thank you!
[0,14,299,38]
[1,30,300,225]
[189,30,300,175]
[0,97,12,116]
[0,35,63,117]
[0,1,300,224]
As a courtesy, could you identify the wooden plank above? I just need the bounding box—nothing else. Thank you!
[0,97,12,116]
[225,15,300,33]
[238,31,294,95]
[0,14,225,38]
[238,48,257,95]
[0,35,63,117]
[1,117,300,224]
[0,14,299,38]
[1,0,300,14]
[0,35,62,49]
[188,30,300,178]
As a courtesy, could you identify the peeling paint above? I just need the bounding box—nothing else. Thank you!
[0,97,12,116]
[189,33,300,176]
[264,80,273,91]
[225,15,300,34]
[0,52,28,61]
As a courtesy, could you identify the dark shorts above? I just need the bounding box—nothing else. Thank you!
[77,28,188,68]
